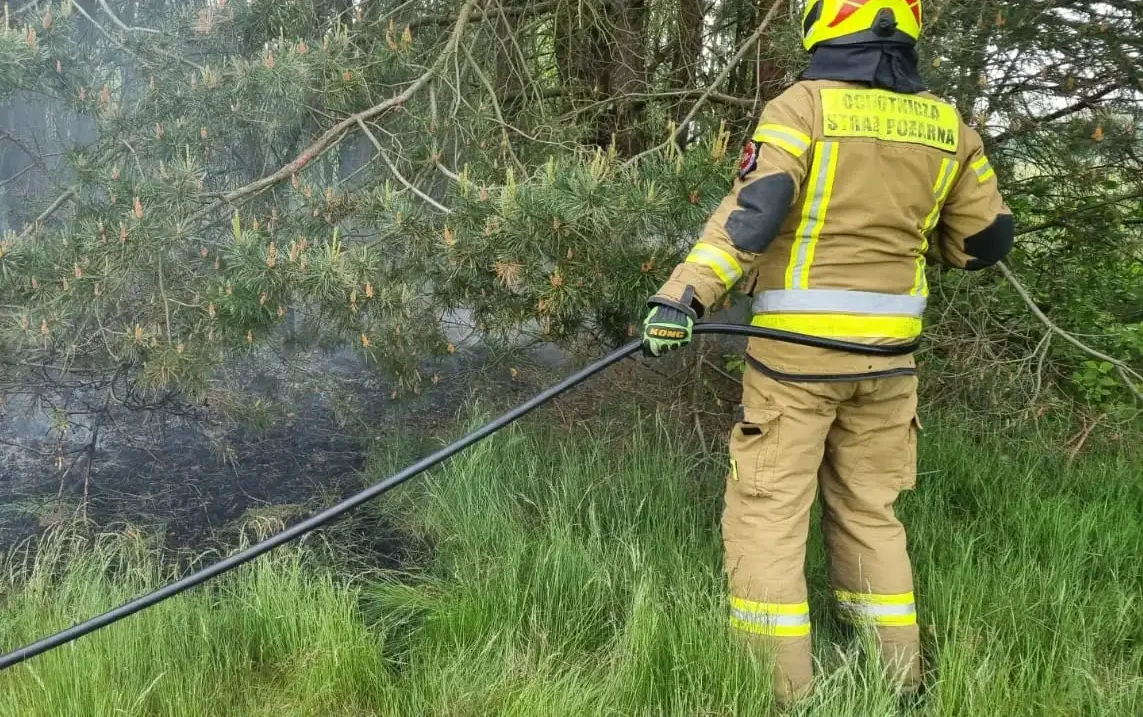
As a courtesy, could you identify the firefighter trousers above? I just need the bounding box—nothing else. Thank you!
[723,364,922,701]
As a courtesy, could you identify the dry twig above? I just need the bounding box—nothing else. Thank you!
[19,186,77,238]
[96,0,162,34]
[999,262,1142,402]
[1066,412,1106,463]
[357,118,451,214]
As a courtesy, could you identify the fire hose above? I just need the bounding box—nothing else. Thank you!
[0,322,917,671]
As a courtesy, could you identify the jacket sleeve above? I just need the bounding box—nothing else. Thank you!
[935,125,1014,270]
[651,85,815,316]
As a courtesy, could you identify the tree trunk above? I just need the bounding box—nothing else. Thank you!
[607,0,650,154]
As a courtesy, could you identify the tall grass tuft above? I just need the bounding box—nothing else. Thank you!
[0,406,1139,715]
[0,524,390,716]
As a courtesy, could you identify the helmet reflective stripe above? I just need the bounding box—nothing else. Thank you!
[828,0,871,29]
[802,0,923,52]
[827,0,920,29]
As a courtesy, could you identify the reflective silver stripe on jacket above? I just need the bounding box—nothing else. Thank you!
[752,289,927,317]
[786,142,839,289]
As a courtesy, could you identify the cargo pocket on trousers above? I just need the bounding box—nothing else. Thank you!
[728,406,782,497]
[900,413,921,491]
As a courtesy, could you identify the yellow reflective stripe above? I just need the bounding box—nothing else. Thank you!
[835,591,915,606]
[914,158,960,297]
[911,246,928,298]
[730,616,812,638]
[752,313,922,340]
[685,243,743,289]
[972,156,995,183]
[785,142,840,289]
[837,612,917,627]
[872,613,918,627]
[921,159,959,234]
[729,597,810,616]
[752,124,812,157]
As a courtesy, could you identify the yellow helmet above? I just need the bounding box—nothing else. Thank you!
[801,0,923,51]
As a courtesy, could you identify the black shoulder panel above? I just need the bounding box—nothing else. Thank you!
[723,173,797,254]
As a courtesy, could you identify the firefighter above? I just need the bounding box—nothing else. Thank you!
[641,0,1013,703]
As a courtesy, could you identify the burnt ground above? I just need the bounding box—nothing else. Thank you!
[0,343,514,557]
[0,328,746,565]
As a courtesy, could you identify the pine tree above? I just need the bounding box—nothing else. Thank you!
[1,0,1139,425]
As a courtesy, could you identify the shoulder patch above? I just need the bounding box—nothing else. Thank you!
[737,140,759,179]
[819,88,960,153]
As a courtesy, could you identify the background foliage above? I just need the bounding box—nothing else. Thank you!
[0,0,1140,428]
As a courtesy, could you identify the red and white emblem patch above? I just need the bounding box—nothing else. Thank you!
[738,141,758,179]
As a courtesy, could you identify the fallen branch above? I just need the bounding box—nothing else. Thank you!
[1066,412,1106,463]
[998,262,1142,402]
[623,0,785,168]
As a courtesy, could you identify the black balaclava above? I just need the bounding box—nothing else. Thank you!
[801,42,926,94]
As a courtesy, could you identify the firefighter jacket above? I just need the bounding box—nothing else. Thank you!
[653,79,1013,379]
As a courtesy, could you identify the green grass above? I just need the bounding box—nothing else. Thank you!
[0,407,1140,716]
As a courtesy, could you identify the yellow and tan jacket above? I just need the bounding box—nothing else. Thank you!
[653,79,1012,378]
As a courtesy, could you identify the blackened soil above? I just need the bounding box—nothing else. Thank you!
[0,345,492,558]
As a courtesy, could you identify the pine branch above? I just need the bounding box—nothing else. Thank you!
[556,89,756,122]
[69,0,142,60]
[96,0,162,34]
[1014,190,1143,236]
[70,0,205,72]
[461,42,525,172]
[0,130,49,171]
[0,163,36,188]
[409,0,557,30]
[191,0,480,225]
[434,160,461,183]
[992,84,1122,145]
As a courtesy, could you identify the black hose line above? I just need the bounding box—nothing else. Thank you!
[0,323,915,671]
